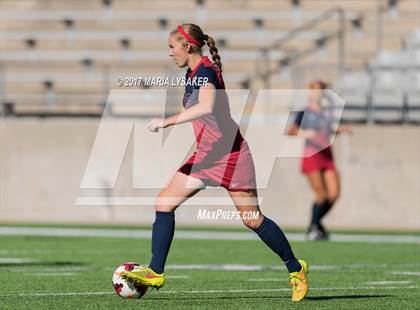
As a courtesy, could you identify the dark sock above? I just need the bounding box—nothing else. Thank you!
[310,202,323,227]
[253,216,301,273]
[319,199,332,220]
[149,211,175,274]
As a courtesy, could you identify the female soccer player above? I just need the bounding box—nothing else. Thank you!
[121,23,308,302]
[287,80,351,240]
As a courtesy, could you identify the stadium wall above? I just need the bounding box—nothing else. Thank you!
[1,118,419,230]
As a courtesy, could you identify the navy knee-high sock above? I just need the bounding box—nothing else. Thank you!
[310,202,323,227]
[319,199,332,220]
[253,216,301,273]
[149,211,175,274]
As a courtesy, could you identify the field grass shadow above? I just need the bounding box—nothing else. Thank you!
[145,294,392,301]
[306,294,392,301]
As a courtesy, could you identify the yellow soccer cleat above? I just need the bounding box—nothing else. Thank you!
[121,267,165,290]
[289,259,309,302]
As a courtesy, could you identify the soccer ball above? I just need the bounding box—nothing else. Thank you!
[112,262,148,299]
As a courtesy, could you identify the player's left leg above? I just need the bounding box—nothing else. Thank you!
[228,189,308,301]
[310,169,340,239]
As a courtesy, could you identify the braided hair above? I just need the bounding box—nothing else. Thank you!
[205,34,222,71]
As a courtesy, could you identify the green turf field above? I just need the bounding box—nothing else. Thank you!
[0,226,419,309]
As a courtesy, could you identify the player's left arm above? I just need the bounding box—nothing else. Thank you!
[147,84,216,132]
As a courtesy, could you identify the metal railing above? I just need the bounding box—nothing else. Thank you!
[253,8,347,90]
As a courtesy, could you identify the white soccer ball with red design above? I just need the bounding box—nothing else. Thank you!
[112,262,148,299]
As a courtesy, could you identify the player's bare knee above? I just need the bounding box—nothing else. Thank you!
[327,190,339,204]
[315,191,327,204]
[154,204,175,212]
[154,194,176,212]
[242,217,262,230]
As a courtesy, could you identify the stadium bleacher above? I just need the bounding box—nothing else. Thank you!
[0,0,419,123]
[329,15,419,123]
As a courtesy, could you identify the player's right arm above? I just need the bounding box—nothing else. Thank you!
[165,83,216,126]
[147,83,216,132]
[287,111,316,139]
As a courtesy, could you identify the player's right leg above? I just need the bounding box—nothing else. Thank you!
[121,172,205,289]
[315,169,340,238]
[305,171,328,240]
[228,189,309,301]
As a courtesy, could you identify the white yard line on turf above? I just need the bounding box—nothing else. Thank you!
[30,273,76,276]
[388,271,420,276]
[1,226,419,244]
[0,258,42,264]
[157,286,420,294]
[8,267,88,273]
[0,249,50,255]
[248,278,282,282]
[1,286,419,297]
[167,264,275,271]
[165,263,399,271]
[364,281,412,285]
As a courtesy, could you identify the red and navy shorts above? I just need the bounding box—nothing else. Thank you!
[178,139,257,192]
[301,146,336,174]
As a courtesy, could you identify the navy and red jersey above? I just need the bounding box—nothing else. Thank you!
[293,107,334,152]
[182,56,241,156]
[178,56,256,191]
[183,56,225,105]
[293,107,336,173]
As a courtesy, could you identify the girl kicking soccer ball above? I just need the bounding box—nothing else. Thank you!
[121,23,308,302]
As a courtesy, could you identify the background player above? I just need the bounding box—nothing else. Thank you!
[288,80,351,240]
[122,23,309,302]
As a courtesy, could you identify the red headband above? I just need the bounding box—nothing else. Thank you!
[177,25,205,47]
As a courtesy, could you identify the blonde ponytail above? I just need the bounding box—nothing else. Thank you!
[205,35,222,71]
